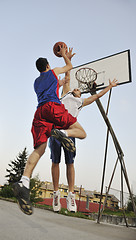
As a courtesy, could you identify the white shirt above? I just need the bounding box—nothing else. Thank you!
[60,91,84,118]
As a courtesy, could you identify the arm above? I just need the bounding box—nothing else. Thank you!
[53,45,73,76]
[61,71,71,97]
[59,48,76,96]
[58,73,70,88]
[58,76,65,87]
[82,79,118,107]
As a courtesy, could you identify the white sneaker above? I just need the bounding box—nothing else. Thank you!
[66,192,77,213]
[53,190,61,212]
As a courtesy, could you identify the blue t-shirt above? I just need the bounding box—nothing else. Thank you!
[34,70,61,108]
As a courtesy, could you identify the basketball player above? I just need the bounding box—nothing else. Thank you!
[13,45,87,215]
[50,60,118,212]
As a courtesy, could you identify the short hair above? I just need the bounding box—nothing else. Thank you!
[36,57,49,72]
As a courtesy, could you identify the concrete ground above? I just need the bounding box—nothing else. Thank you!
[0,199,136,240]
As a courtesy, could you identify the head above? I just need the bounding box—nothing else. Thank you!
[72,88,81,98]
[36,57,50,72]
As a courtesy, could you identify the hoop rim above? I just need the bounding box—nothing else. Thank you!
[75,67,97,84]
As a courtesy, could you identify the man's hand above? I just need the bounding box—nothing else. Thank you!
[53,45,73,76]
[109,79,118,87]
[59,76,70,87]
[58,44,67,57]
[66,47,76,60]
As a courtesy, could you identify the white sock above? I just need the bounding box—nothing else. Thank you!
[21,176,30,189]
[60,129,68,137]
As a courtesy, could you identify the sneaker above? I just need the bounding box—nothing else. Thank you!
[12,182,33,215]
[66,192,77,213]
[53,191,61,212]
[51,129,76,153]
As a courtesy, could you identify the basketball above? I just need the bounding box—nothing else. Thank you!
[53,41,68,57]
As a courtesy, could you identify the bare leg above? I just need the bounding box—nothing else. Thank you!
[66,121,86,139]
[51,121,86,153]
[51,163,59,191]
[12,142,47,215]
[66,163,77,212]
[66,163,75,192]
[23,142,47,178]
[52,163,61,212]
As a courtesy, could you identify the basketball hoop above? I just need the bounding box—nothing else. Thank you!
[75,68,97,92]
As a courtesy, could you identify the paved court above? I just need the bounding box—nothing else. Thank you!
[0,199,136,240]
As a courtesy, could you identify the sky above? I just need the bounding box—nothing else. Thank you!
[0,0,136,198]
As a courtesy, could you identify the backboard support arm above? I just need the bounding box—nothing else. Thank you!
[90,90,136,222]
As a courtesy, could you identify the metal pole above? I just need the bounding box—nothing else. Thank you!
[78,185,82,212]
[121,166,124,209]
[99,157,119,219]
[94,98,136,216]
[95,98,123,156]
[97,89,112,223]
[121,168,128,227]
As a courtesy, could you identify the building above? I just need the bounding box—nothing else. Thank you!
[37,181,119,209]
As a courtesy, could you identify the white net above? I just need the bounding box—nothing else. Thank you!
[75,68,97,92]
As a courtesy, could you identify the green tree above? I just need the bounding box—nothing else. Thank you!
[1,149,43,203]
[5,148,28,184]
[127,195,136,212]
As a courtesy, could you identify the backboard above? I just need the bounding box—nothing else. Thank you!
[70,50,131,93]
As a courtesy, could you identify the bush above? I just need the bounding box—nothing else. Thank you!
[0,185,14,198]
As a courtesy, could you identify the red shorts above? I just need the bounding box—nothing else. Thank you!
[31,102,77,149]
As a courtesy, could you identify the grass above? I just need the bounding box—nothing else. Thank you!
[103,209,135,217]
[35,203,136,219]
[34,203,53,211]
[0,196,135,219]
[58,208,93,220]
[34,203,92,220]
[0,196,17,202]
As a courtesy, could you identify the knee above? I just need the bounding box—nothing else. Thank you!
[39,147,46,157]
[40,148,46,157]
[52,163,59,168]
[81,130,87,139]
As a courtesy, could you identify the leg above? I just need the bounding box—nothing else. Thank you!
[13,142,47,215]
[51,163,61,212]
[50,137,61,191]
[23,142,47,178]
[66,121,86,139]
[50,137,61,212]
[51,163,60,191]
[66,163,75,192]
[51,121,86,153]
[50,104,86,152]
[64,140,77,212]
[66,163,77,213]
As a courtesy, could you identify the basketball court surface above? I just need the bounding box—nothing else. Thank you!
[0,200,136,240]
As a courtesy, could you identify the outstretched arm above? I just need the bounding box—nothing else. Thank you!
[61,71,71,96]
[61,48,76,96]
[53,45,75,76]
[82,79,118,107]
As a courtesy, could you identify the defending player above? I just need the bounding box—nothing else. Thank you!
[50,56,118,212]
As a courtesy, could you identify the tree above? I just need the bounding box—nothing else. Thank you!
[5,148,28,184]
[1,148,43,202]
[127,195,136,212]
